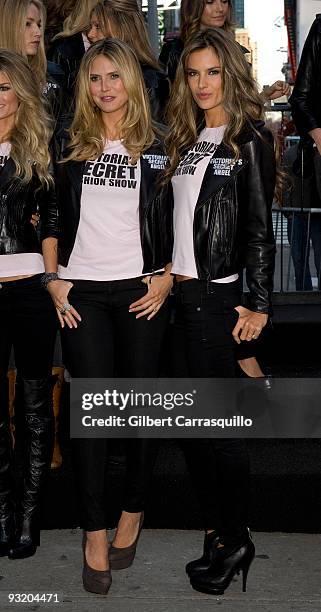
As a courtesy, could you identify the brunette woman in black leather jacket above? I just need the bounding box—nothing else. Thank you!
[86,0,170,122]
[160,0,290,103]
[162,28,276,596]
[0,51,59,560]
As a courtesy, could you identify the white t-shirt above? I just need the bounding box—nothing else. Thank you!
[171,125,238,283]
[82,32,91,51]
[0,141,10,169]
[59,140,144,281]
[0,142,45,278]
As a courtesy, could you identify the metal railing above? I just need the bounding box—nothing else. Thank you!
[273,206,321,293]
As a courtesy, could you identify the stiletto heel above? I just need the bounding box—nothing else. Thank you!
[240,543,255,592]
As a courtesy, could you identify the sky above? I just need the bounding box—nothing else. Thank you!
[244,0,288,88]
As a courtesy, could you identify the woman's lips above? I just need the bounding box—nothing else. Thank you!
[196,93,212,100]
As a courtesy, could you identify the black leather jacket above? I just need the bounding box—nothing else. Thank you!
[141,64,170,122]
[45,63,65,126]
[189,121,276,313]
[0,159,59,256]
[55,138,173,272]
[159,37,184,84]
[290,15,321,140]
[47,32,85,112]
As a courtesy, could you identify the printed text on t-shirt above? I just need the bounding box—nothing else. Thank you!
[83,153,138,189]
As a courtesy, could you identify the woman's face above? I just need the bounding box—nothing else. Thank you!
[89,55,129,118]
[0,72,19,123]
[186,47,223,111]
[87,13,105,44]
[24,2,42,57]
[201,0,230,29]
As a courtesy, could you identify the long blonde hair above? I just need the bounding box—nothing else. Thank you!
[66,38,155,164]
[54,0,98,39]
[93,0,160,70]
[180,0,234,43]
[0,50,53,186]
[0,0,47,87]
[165,28,264,180]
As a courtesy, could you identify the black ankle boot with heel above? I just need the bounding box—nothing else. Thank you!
[190,529,255,595]
[186,530,219,578]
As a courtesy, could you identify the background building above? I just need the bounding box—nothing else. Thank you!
[234,0,245,27]
[235,27,258,80]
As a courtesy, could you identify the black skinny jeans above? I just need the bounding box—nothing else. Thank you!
[0,274,57,380]
[171,279,250,541]
[61,277,168,532]
[0,275,57,513]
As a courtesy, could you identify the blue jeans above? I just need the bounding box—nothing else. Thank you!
[287,212,321,290]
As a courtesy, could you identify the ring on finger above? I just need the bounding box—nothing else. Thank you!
[60,303,71,316]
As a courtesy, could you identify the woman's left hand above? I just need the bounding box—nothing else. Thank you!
[129,273,173,320]
[232,306,268,344]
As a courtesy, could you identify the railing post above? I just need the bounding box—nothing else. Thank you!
[146,0,159,55]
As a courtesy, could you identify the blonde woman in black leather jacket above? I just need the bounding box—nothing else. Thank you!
[0,51,58,561]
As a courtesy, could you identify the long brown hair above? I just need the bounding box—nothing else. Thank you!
[45,0,77,27]
[0,0,47,87]
[181,0,234,43]
[0,50,53,186]
[65,38,155,164]
[165,28,264,181]
[93,0,160,70]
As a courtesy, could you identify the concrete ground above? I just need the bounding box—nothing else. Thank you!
[1,530,321,612]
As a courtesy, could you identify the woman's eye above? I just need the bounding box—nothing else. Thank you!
[26,20,31,27]
[187,71,197,77]
[209,69,220,75]
[0,85,10,91]
[111,73,119,79]
[90,75,100,82]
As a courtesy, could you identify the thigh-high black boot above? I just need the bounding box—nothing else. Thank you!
[0,375,14,556]
[9,377,54,560]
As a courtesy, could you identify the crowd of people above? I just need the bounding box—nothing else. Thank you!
[0,0,316,600]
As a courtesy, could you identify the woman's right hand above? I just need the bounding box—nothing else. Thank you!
[46,279,82,329]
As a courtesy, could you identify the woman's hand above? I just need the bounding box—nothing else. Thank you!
[30,213,40,228]
[129,273,173,320]
[263,80,291,101]
[310,128,321,156]
[46,279,81,329]
[232,306,268,344]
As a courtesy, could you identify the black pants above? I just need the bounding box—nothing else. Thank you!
[171,279,250,540]
[0,274,57,519]
[0,275,57,379]
[61,277,168,531]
